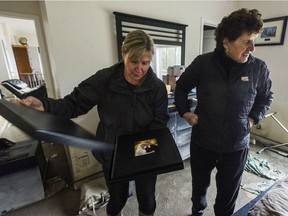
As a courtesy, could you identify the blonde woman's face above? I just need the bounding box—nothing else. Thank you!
[123,51,152,85]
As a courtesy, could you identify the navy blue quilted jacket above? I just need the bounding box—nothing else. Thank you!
[175,49,273,153]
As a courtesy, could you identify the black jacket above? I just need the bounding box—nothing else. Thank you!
[175,49,273,153]
[42,62,169,164]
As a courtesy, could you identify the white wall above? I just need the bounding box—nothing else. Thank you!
[0,22,19,79]
[42,1,236,96]
[43,1,288,142]
[0,39,10,81]
[236,2,288,144]
[0,26,10,81]
[14,32,38,47]
[41,1,236,133]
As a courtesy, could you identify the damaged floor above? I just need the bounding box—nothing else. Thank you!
[2,140,288,216]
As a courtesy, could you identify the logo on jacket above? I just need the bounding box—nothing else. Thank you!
[241,76,249,82]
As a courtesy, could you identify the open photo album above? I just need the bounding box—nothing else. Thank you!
[110,127,184,182]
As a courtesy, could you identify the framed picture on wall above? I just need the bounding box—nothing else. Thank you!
[255,16,288,46]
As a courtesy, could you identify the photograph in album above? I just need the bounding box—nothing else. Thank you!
[110,127,184,182]
[134,138,159,157]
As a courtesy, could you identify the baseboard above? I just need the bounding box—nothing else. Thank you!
[251,133,280,146]
[251,133,288,153]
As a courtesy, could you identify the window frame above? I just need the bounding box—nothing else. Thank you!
[113,11,188,65]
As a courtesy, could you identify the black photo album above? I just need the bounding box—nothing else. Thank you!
[110,127,184,182]
[0,99,113,151]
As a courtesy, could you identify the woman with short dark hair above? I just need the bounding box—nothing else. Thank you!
[175,8,273,216]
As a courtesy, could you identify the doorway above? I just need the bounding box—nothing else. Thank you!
[0,15,45,88]
[200,17,218,54]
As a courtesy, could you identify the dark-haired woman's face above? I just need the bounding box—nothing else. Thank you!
[223,32,259,63]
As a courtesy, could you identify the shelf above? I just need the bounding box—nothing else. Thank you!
[179,143,190,160]
[175,132,191,147]
[167,94,197,160]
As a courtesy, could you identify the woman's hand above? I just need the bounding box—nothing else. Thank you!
[183,112,198,126]
[248,117,255,128]
[20,96,44,111]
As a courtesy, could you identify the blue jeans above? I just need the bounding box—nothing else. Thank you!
[103,168,157,216]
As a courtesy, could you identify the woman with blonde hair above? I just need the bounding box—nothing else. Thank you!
[22,30,169,216]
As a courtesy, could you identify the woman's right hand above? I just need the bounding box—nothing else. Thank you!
[20,96,44,111]
[183,112,198,126]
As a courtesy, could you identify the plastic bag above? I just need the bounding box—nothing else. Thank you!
[79,176,109,216]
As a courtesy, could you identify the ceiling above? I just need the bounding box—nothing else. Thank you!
[0,16,36,34]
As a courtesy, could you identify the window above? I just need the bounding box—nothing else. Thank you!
[155,45,181,76]
[113,11,187,79]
